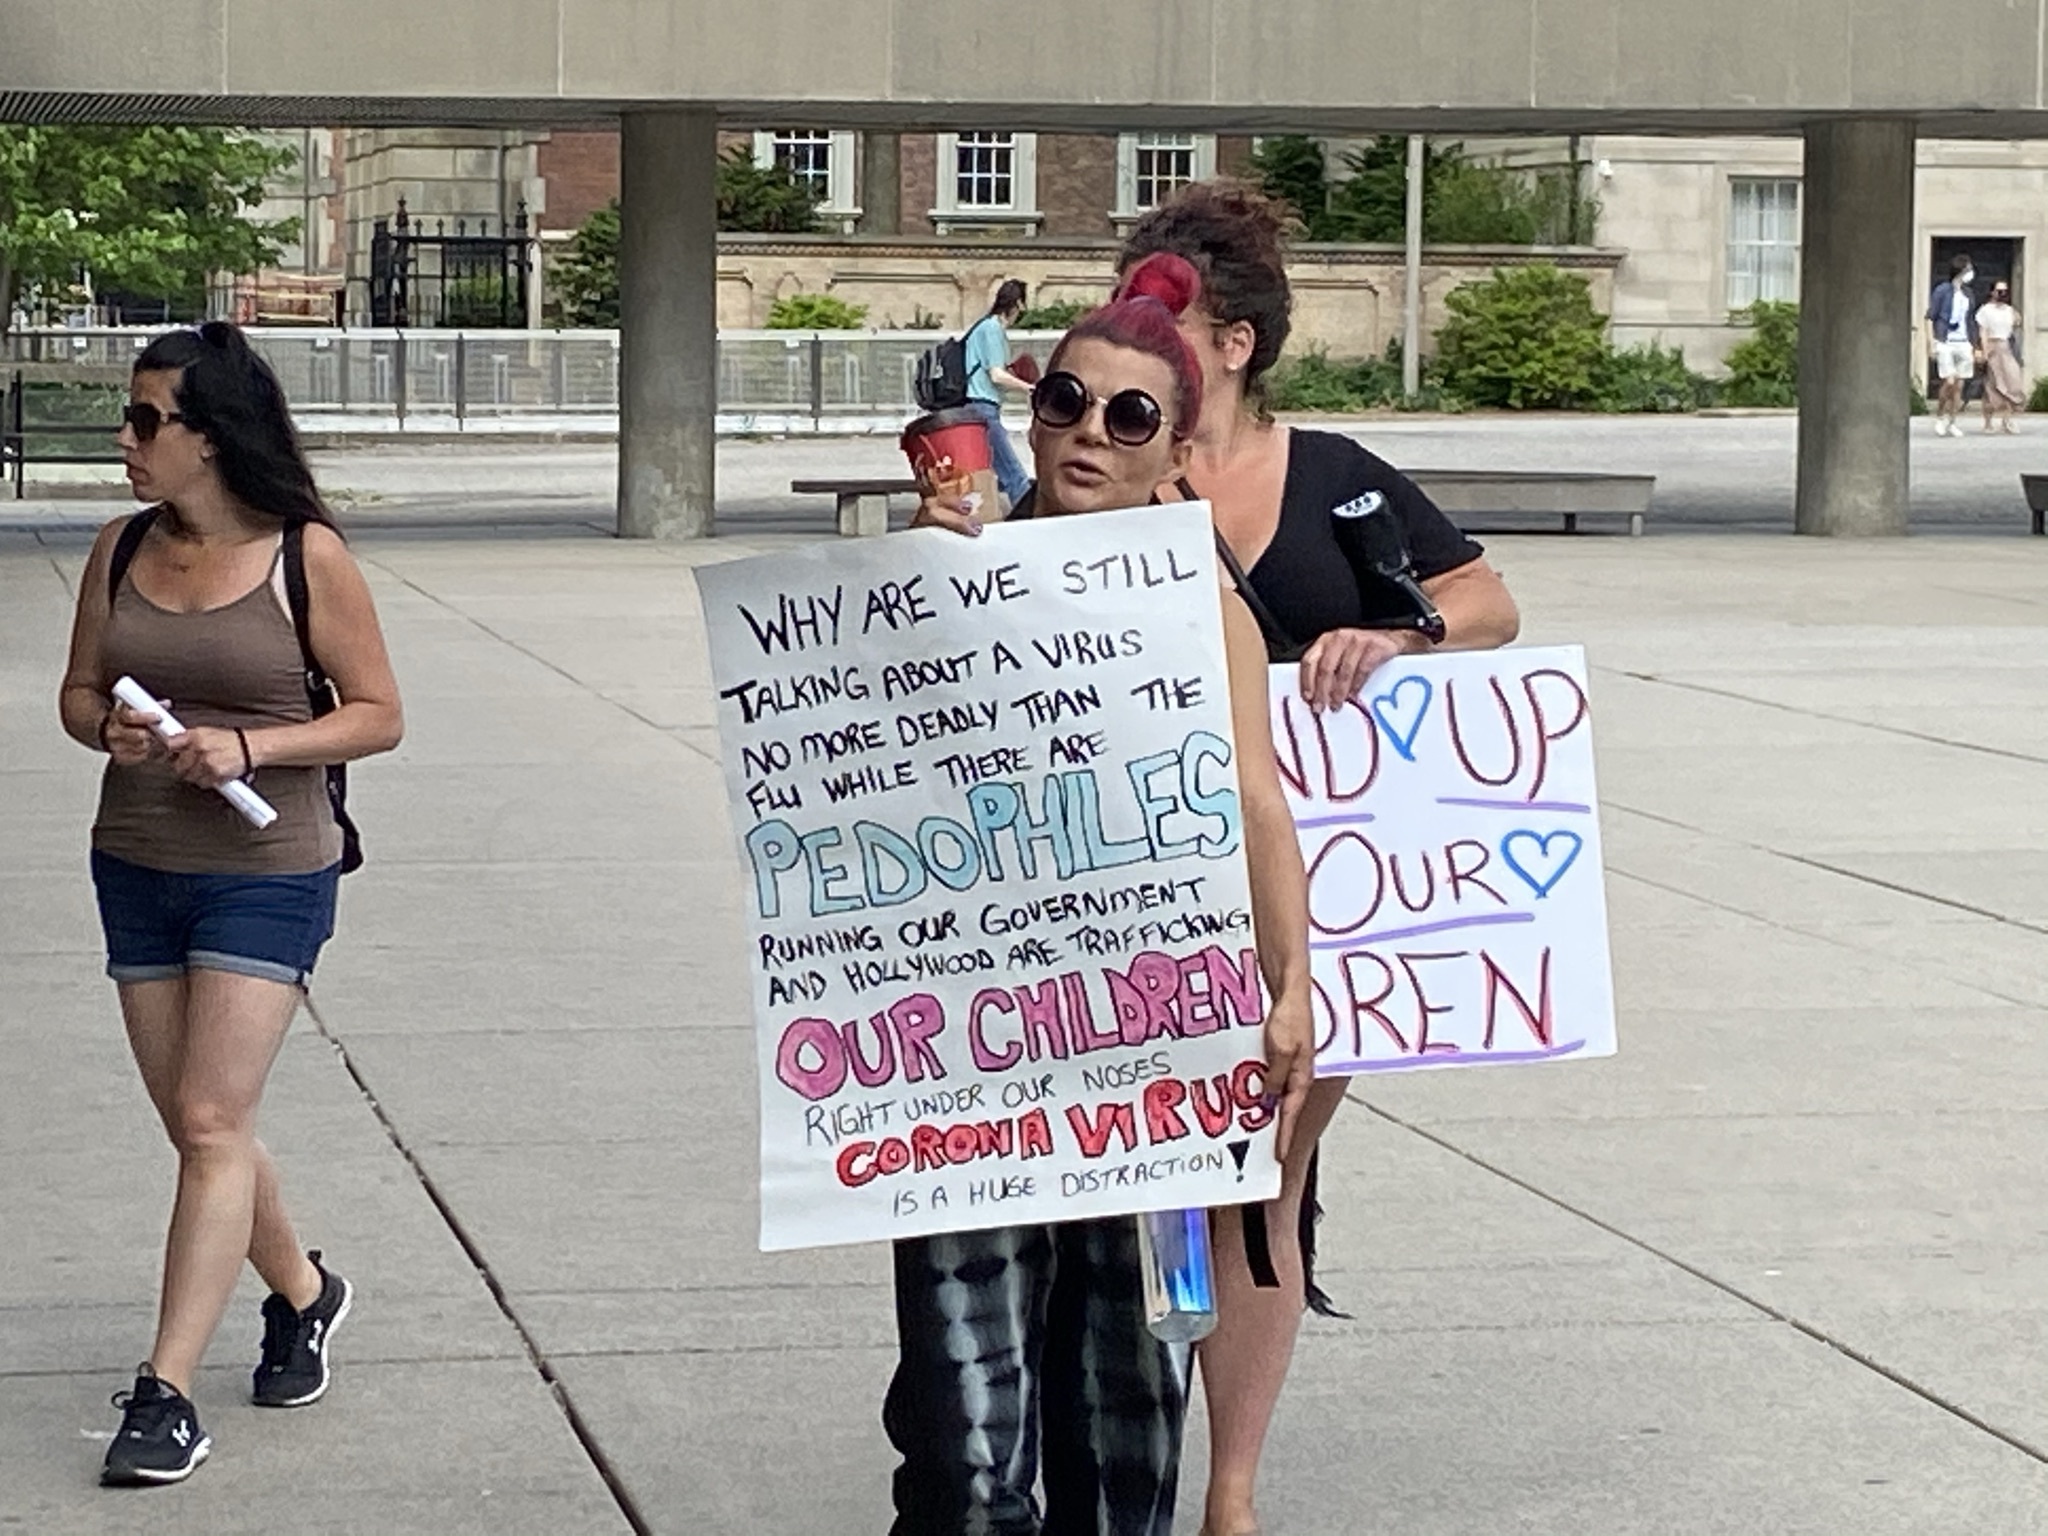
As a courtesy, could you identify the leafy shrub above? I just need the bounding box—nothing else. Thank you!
[1435,265,1610,409]
[2030,375,2048,414]
[1014,298,1093,331]
[1722,300,1799,407]
[1265,349,1404,412]
[1594,343,1717,413]
[765,293,869,330]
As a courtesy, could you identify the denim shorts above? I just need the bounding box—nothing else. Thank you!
[91,850,340,987]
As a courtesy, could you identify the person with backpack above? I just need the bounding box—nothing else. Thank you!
[964,278,1035,508]
[56,321,402,1486]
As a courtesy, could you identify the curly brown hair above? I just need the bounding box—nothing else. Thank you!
[1117,179,1297,405]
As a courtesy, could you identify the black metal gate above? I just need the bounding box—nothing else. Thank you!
[367,199,535,328]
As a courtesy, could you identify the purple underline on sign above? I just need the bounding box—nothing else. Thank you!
[1292,812,1375,831]
[1310,911,1535,950]
[1436,796,1593,814]
[1322,1040,1590,1074]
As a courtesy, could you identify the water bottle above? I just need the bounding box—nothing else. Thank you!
[1135,1208,1218,1343]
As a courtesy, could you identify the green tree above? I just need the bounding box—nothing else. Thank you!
[0,127,298,332]
[1248,135,1331,235]
[1253,135,1597,246]
[716,145,820,233]
[552,201,620,327]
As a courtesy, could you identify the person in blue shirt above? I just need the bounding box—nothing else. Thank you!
[1927,253,1983,437]
[964,279,1034,507]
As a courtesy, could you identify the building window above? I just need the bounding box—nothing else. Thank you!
[751,131,858,226]
[769,131,833,200]
[931,133,1040,230]
[1116,133,1217,218]
[1727,178,1800,309]
[955,132,1018,208]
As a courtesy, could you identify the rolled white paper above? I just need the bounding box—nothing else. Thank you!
[110,675,280,831]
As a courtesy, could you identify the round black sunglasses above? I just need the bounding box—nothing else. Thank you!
[1029,371,1165,447]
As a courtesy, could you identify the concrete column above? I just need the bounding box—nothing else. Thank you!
[861,132,901,235]
[1795,118,1915,537]
[617,109,717,539]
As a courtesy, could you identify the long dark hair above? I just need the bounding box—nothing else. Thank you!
[134,321,337,528]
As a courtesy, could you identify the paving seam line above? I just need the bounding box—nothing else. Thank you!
[302,992,655,1536]
[1620,669,2048,769]
[1350,1097,2048,1467]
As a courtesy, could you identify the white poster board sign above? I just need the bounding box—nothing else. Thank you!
[1268,645,1617,1074]
[697,503,1284,1252]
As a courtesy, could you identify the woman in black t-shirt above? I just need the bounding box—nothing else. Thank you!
[1121,181,1520,1536]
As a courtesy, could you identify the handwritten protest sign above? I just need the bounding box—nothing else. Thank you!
[697,503,1283,1252]
[1269,646,1615,1075]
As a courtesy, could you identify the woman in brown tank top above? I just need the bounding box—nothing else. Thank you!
[57,323,402,1487]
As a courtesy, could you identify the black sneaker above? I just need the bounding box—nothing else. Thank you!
[251,1249,353,1408]
[101,1364,210,1486]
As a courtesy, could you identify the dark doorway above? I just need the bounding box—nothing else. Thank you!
[1926,237,2021,398]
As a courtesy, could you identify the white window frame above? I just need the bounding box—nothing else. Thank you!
[752,130,860,231]
[1726,176,1801,310]
[1114,132,1217,221]
[931,132,1041,232]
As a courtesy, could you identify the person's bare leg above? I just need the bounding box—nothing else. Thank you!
[1197,1075,1349,1536]
[147,969,302,1393]
[120,981,318,1311]
[249,1139,321,1308]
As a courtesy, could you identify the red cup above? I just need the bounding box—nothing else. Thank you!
[901,406,1000,517]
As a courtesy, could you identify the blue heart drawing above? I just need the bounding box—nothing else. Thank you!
[1500,829,1584,899]
[1370,675,1434,761]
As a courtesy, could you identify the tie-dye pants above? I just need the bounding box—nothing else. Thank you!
[884,1219,1189,1536]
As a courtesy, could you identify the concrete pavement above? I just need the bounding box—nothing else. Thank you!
[5,509,2048,1534]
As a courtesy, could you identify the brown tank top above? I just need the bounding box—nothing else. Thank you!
[94,542,343,875]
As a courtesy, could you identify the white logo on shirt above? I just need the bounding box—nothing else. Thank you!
[1333,490,1387,520]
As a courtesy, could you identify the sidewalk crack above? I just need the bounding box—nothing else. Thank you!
[303,992,654,1536]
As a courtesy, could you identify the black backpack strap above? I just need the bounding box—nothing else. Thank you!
[282,521,319,685]
[106,507,160,608]
[282,520,364,874]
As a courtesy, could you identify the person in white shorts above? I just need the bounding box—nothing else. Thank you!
[1927,254,1981,437]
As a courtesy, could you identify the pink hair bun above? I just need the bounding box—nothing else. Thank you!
[1116,252,1201,317]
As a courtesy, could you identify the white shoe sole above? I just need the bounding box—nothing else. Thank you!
[254,1276,353,1409]
[103,1435,212,1486]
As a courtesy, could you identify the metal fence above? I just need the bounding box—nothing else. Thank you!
[0,328,1065,428]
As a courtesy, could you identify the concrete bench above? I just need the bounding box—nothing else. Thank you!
[2019,474,2048,536]
[790,477,919,537]
[793,468,1658,540]
[1405,469,1656,536]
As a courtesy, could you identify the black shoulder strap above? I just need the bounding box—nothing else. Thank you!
[281,521,323,684]
[1212,529,1302,659]
[106,507,160,608]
